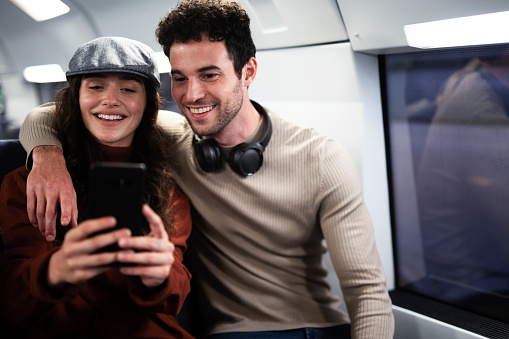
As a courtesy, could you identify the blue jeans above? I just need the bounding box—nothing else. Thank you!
[207,324,351,339]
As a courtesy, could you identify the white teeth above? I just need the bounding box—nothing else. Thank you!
[190,106,214,114]
[97,114,124,121]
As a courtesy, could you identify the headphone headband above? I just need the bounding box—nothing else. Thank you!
[252,101,272,149]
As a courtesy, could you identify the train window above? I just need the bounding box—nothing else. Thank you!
[38,81,66,104]
[381,43,509,337]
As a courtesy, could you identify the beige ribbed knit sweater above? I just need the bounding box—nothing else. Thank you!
[20,101,394,338]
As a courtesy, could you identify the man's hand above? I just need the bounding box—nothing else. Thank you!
[27,146,78,241]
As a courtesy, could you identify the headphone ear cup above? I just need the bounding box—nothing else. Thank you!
[229,143,265,176]
[194,138,223,172]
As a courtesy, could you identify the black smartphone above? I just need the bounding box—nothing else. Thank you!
[87,162,146,254]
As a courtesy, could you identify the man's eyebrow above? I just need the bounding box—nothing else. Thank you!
[170,65,221,76]
[197,65,221,73]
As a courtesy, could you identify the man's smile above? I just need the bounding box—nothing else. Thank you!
[189,105,215,114]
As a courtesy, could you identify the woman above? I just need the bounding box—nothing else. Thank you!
[0,37,193,338]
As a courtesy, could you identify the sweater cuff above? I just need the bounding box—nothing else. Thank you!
[127,276,172,309]
[30,248,78,302]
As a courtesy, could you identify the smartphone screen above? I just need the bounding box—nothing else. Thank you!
[87,162,146,254]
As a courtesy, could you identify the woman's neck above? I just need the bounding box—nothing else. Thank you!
[99,144,135,163]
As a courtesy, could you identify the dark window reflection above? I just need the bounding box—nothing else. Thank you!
[384,43,509,323]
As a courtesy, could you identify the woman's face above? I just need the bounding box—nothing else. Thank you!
[79,72,146,147]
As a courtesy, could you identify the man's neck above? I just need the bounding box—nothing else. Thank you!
[213,99,262,146]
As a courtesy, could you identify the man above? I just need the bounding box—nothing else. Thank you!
[19,0,394,338]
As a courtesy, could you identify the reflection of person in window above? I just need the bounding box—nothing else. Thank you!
[416,47,509,298]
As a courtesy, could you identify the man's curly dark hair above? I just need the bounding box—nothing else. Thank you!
[156,0,256,79]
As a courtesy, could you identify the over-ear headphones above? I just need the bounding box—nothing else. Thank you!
[193,102,272,176]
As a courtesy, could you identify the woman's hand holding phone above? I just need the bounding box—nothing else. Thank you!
[47,204,173,290]
[116,204,175,288]
[47,216,132,289]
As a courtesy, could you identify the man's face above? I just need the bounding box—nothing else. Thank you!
[169,37,245,138]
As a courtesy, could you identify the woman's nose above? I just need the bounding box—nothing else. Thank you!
[102,88,120,106]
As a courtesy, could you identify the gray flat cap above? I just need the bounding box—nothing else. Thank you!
[66,36,160,88]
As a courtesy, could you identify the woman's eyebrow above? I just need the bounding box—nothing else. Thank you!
[82,73,142,83]
[118,75,143,83]
[83,73,107,79]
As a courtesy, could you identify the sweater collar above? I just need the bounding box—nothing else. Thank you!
[99,144,135,162]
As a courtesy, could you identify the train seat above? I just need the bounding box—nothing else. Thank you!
[0,139,29,336]
[0,139,27,252]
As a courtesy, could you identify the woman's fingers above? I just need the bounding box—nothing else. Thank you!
[142,204,166,239]
[66,216,117,240]
[118,250,173,288]
[50,216,132,286]
[63,216,131,256]
[114,204,176,287]
[117,242,174,264]
[118,235,173,252]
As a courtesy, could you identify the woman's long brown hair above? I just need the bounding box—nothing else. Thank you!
[51,76,175,241]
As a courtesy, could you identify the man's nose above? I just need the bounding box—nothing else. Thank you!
[185,79,205,102]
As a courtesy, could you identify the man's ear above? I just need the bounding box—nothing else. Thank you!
[243,57,257,87]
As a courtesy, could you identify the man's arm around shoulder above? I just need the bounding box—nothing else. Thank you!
[19,103,77,241]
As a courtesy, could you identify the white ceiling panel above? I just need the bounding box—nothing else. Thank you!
[0,0,347,76]
[337,0,509,54]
